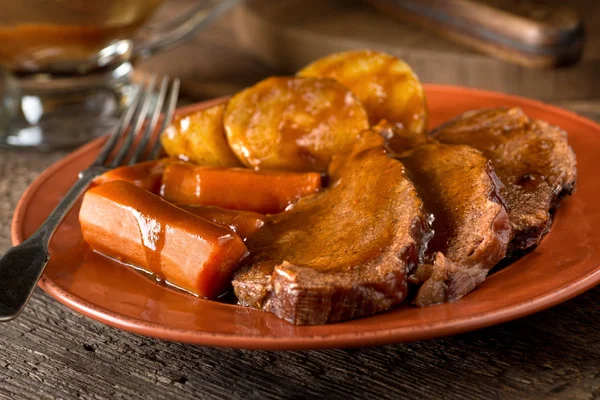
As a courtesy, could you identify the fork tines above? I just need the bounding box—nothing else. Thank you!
[94,75,180,169]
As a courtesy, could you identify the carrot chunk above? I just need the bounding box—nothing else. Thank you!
[177,205,264,241]
[92,159,169,194]
[79,181,248,298]
[161,162,322,214]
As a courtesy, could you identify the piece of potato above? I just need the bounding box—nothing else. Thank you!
[298,49,427,134]
[161,104,242,167]
[223,76,369,172]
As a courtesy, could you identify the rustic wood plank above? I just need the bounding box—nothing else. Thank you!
[0,281,597,399]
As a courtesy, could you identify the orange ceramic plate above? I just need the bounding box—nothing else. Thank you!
[12,85,600,350]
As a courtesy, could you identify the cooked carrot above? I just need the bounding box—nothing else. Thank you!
[161,162,322,214]
[92,159,169,194]
[177,205,264,241]
[79,181,248,299]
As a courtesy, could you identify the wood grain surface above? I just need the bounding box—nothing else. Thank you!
[233,0,600,101]
[136,0,600,121]
[1,1,599,399]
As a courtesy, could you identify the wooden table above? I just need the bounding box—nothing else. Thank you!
[1,5,599,400]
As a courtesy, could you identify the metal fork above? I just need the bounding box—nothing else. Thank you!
[0,75,180,321]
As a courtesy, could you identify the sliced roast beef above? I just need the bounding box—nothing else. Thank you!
[232,129,429,325]
[380,123,511,306]
[430,108,577,253]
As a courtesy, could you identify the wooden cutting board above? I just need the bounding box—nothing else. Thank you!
[233,0,600,103]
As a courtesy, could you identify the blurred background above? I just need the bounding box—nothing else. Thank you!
[0,0,598,149]
[141,0,598,118]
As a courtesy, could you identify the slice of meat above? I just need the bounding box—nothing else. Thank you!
[232,129,429,325]
[430,108,577,253]
[380,123,511,306]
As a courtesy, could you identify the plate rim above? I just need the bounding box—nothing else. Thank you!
[12,84,600,350]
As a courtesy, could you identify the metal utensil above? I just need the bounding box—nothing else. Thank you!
[0,75,180,321]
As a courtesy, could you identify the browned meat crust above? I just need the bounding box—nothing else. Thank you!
[430,108,577,253]
[232,129,429,325]
[382,124,511,306]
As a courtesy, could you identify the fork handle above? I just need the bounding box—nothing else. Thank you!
[0,168,102,321]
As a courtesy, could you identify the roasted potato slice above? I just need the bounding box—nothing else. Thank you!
[161,104,242,167]
[223,76,369,172]
[298,49,427,134]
